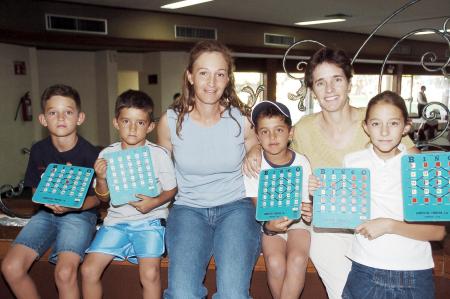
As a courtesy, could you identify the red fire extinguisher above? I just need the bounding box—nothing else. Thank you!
[14,92,33,121]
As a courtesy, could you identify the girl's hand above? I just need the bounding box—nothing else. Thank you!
[94,158,107,180]
[243,145,262,178]
[265,217,293,233]
[45,204,72,215]
[128,194,157,214]
[301,202,312,223]
[355,218,393,240]
[308,174,321,196]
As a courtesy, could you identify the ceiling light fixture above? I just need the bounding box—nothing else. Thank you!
[295,18,346,26]
[161,0,213,9]
[414,29,450,35]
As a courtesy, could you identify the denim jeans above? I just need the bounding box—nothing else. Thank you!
[342,261,435,299]
[163,198,261,299]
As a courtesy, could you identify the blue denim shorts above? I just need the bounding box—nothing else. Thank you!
[342,261,435,299]
[13,209,97,264]
[86,218,165,264]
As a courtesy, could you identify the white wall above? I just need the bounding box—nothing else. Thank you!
[117,53,144,72]
[95,51,118,146]
[0,44,189,184]
[37,50,99,145]
[118,71,139,94]
[160,51,189,113]
[0,43,35,185]
[137,51,188,142]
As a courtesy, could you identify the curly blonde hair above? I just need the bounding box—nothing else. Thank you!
[171,40,250,136]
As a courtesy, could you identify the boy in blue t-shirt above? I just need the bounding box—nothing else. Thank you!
[1,84,100,299]
[81,90,177,299]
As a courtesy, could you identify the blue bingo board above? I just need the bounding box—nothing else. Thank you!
[313,168,370,229]
[32,164,94,208]
[401,152,450,222]
[256,166,303,221]
[104,146,158,206]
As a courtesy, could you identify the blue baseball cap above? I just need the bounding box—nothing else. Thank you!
[251,100,291,126]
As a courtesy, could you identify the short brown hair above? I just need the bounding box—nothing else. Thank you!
[305,47,353,89]
[115,90,154,121]
[40,84,81,111]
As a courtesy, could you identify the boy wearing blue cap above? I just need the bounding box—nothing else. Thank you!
[244,100,312,299]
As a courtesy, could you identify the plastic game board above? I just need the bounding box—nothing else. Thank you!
[104,146,158,206]
[256,166,303,221]
[402,152,450,222]
[32,163,94,208]
[313,168,371,229]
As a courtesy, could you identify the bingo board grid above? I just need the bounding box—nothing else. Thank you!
[401,153,450,221]
[313,168,371,229]
[104,146,158,206]
[32,163,94,208]
[256,166,303,221]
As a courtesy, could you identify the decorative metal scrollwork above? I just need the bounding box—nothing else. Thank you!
[281,0,449,149]
[282,40,325,111]
[240,84,265,108]
[415,102,450,150]
[378,21,450,92]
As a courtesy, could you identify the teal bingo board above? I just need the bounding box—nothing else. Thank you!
[313,168,370,229]
[256,166,303,221]
[402,152,450,222]
[104,146,158,206]
[32,164,94,208]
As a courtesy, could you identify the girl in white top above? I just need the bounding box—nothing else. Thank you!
[341,91,446,299]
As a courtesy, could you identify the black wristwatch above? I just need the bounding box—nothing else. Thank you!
[262,221,278,236]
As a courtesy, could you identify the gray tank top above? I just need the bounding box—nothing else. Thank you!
[167,107,246,208]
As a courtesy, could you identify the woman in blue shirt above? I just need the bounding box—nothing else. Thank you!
[158,40,261,299]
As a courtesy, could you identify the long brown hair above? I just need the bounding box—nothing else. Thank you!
[171,40,250,136]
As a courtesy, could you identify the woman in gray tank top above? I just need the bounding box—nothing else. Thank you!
[158,40,261,299]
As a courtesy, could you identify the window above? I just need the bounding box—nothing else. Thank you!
[349,74,393,108]
[401,75,450,116]
[234,72,264,106]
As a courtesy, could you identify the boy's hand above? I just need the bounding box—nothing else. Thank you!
[265,217,293,233]
[94,158,107,180]
[243,145,262,178]
[128,194,157,214]
[355,218,392,240]
[301,202,312,223]
[45,204,73,215]
[308,174,321,196]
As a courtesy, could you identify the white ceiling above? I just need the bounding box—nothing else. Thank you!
[58,0,450,43]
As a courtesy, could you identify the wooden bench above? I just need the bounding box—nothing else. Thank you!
[0,238,316,272]
[1,230,450,299]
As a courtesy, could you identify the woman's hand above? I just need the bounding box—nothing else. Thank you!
[243,144,262,178]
